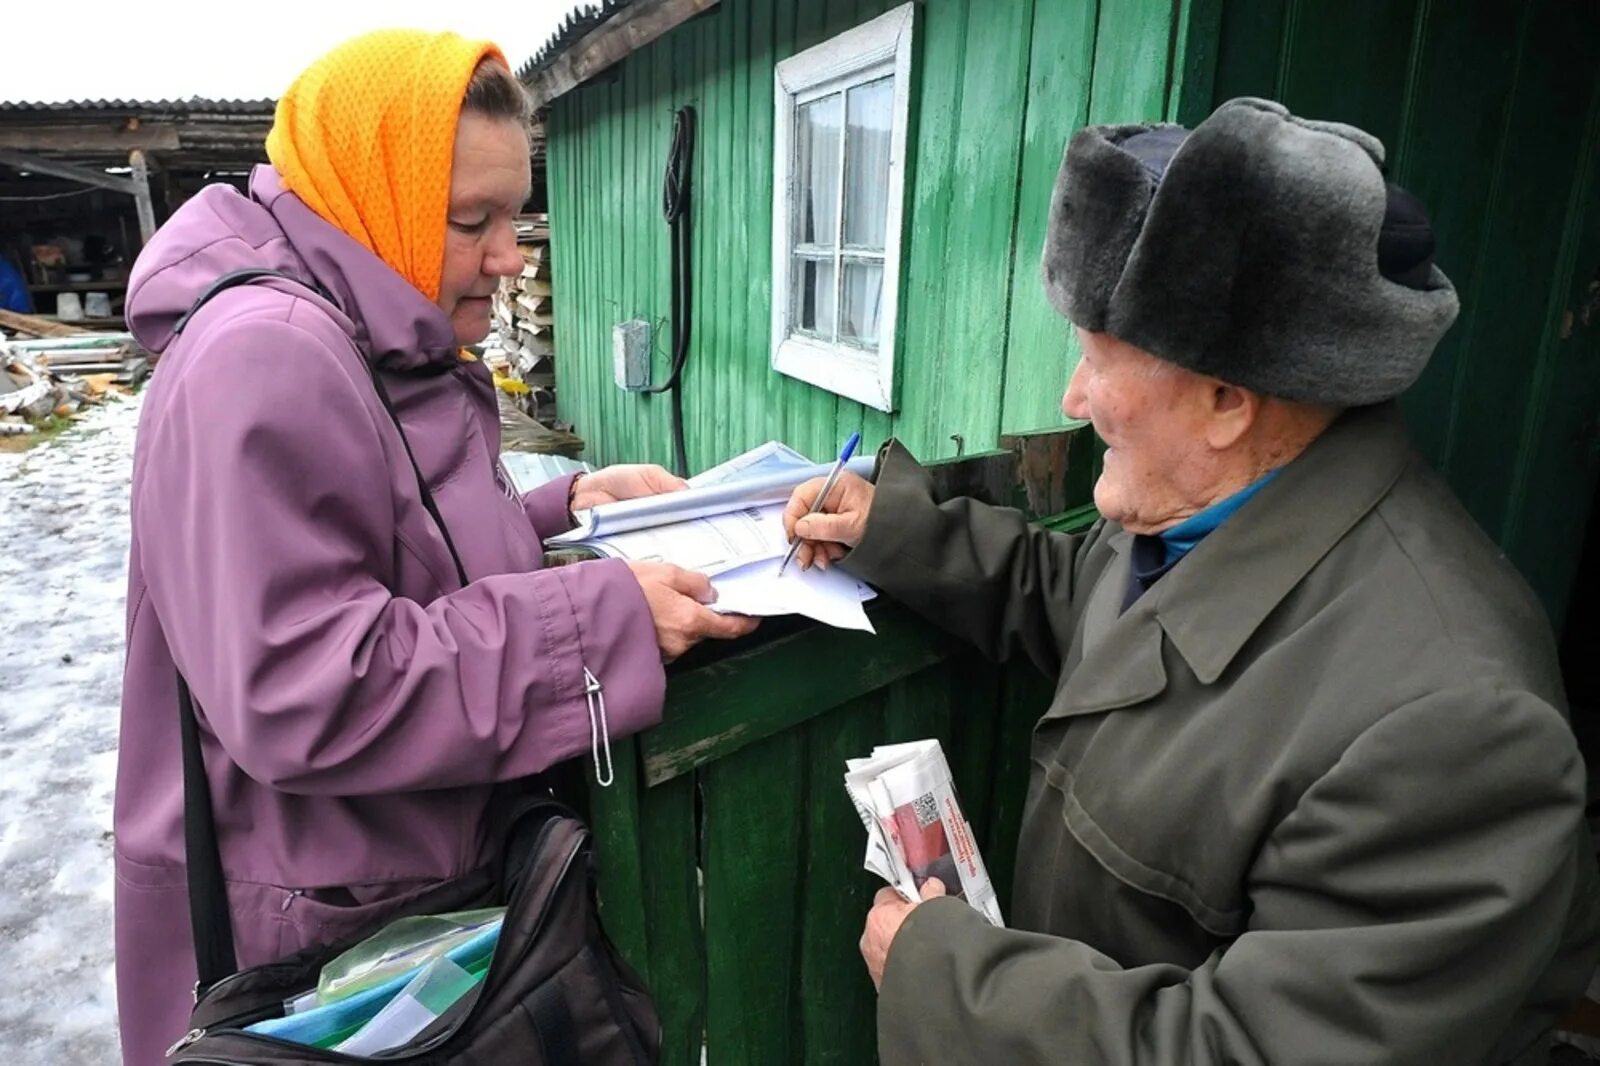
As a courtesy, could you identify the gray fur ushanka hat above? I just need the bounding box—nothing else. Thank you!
[1042,97,1459,407]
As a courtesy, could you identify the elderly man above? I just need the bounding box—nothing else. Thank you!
[784,97,1600,1063]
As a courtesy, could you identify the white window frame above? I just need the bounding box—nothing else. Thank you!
[770,2,915,413]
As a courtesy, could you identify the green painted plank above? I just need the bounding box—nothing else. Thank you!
[1442,3,1595,544]
[1393,1,1523,469]
[743,0,785,460]
[702,728,805,1064]
[797,692,887,1064]
[623,50,646,467]
[1276,0,1418,152]
[643,602,958,786]
[711,0,741,473]
[1086,0,1177,124]
[1167,0,1225,125]
[562,90,592,454]
[760,0,803,454]
[585,738,652,981]
[905,0,1035,459]
[890,0,969,457]
[999,0,1099,435]
[690,1,726,476]
[945,656,1004,840]
[881,659,957,752]
[548,100,572,431]
[980,663,1054,911]
[638,773,706,1066]
[1499,17,1600,626]
[714,0,747,471]
[649,16,676,468]
[1210,0,1289,106]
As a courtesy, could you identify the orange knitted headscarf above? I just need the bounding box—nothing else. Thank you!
[266,29,505,302]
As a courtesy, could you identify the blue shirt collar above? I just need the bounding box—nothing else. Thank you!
[1158,469,1280,564]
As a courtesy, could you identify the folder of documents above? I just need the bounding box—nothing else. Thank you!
[546,442,878,632]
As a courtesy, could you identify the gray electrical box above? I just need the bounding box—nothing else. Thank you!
[613,319,651,390]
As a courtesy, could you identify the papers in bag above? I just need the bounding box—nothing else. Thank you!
[547,441,877,632]
[845,740,1005,927]
[249,911,503,1051]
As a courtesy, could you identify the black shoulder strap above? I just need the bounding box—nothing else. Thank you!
[178,670,237,989]
[173,268,469,991]
[171,268,315,336]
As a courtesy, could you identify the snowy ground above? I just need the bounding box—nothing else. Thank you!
[0,396,139,1062]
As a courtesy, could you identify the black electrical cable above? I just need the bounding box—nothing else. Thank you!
[644,105,696,478]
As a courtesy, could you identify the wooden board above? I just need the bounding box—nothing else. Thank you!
[0,308,84,338]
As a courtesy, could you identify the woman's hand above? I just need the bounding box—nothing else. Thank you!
[625,561,759,662]
[571,464,687,512]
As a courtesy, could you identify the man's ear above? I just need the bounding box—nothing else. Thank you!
[1206,381,1260,451]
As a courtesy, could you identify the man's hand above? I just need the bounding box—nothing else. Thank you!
[571,464,688,512]
[781,471,876,571]
[625,561,759,662]
[861,878,946,990]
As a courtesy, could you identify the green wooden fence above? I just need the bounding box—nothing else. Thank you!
[580,425,1095,1064]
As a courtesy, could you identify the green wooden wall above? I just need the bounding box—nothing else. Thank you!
[1211,0,1600,626]
[546,0,1193,475]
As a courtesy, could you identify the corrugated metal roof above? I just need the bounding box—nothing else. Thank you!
[0,98,275,115]
[514,0,635,80]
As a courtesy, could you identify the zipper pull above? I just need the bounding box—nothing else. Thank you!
[280,888,303,912]
[583,667,614,787]
[165,1028,205,1056]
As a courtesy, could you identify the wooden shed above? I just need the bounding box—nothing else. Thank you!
[0,97,274,326]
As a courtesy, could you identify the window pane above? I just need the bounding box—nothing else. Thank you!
[794,94,843,248]
[843,76,893,251]
[840,259,884,348]
[792,256,838,337]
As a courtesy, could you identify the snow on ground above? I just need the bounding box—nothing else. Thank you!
[0,396,140,1062]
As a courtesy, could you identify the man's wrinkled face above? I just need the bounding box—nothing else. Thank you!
[436,112,531,345]
[1060,328,1216,534]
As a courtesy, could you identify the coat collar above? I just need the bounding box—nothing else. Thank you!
[1048,404,1412,718]
[1152,403,1411,683]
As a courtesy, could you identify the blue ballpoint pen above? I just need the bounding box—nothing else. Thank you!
[778,431,861,576]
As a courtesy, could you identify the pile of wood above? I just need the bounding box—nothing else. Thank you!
[484,213,582,455]
[1,339,135,435]
[0,314,150,387]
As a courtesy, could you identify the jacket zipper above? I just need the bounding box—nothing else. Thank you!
[585,667,614,787]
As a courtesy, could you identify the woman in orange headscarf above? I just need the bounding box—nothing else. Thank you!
[117,31,751,1063]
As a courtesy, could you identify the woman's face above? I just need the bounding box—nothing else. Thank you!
[437,112,531,345]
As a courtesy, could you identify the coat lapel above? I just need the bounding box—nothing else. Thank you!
[1153,404,1411,684]
[1045,532,1168,719]
[1042,404,1413,720]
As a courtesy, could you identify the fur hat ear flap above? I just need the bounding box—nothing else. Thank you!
[1042,123,1166,331]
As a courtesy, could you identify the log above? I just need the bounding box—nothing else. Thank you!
[0,309,83,338]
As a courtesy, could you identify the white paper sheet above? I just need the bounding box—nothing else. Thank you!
[709,556,877,632]
[561,503,788,576]
[686,441,813,487]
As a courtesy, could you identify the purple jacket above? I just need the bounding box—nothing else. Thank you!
[116,166,665,1064]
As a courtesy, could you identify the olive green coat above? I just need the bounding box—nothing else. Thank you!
[846,404,1600,1065]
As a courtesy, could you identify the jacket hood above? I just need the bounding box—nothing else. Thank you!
[127,165,459,371]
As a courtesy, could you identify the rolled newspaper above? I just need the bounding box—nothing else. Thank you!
[844,739,1004,927]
